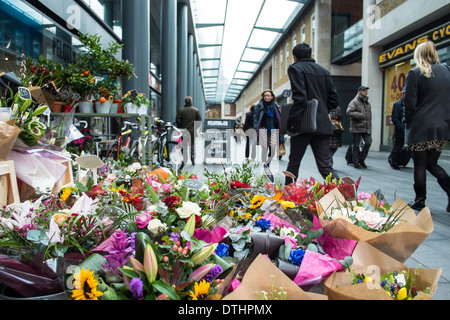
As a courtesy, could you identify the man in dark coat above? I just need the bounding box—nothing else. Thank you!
[243,105,256,160]
[176,96,202,164]
[347,86,372,169]
[389,91,407,169]
[285,43,340,185]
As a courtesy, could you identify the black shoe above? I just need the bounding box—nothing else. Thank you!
[409,200,426,211]
[353,163,362,169]
[359,160,367,168]
[392,165,401,170]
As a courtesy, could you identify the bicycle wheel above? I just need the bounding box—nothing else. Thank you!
[162,141,185,171]
[151,141,161,168]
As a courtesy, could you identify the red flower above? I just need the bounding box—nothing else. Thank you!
[230,181,252,189]
[162,196,182,208]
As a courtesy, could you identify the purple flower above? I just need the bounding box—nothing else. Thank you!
[103,230,133,273]
[129,277,144,300]
[202,264,223,282]
[169,232,180,242]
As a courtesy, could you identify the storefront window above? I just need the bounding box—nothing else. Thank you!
[382,60,410,147]
[0,0,83,73]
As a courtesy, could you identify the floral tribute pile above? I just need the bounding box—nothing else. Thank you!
[0,159,439,300]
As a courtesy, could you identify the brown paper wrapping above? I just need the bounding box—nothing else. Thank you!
[0,120,21,161]
[316,188,434,262]
[223,254,327,300]
[324,241,442,300]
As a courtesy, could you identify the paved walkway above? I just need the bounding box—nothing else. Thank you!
[186,136,450,300]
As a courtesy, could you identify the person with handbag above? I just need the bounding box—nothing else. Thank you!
[284,43,340,185]
[403,41,450,212]
[346,86,372,169]
[388,89,410,170]
[329,106,344,165]
[254,89,284,164]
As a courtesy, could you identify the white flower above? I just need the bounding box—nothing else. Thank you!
[279,226,298,239]
[330,207,354,219]
[46,219,64,244]
[175,201,201,219]
[0,218,14,234]
[70,193,99,216]
[354,209,387,230]
[395,273,406,286]
[147,218,167,237]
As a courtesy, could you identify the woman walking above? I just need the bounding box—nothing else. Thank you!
[404,41,450,212]
[254,89,284,164]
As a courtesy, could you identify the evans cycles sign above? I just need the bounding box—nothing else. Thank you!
[379,22,450,66]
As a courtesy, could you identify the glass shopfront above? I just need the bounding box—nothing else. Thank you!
[0,0,83,72]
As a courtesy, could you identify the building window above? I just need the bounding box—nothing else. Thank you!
[279,51,283,79]
[225,104,230,115]
[292,34,297,47]
[301,24,306,43]
[311,15,316,55]
[274,56,278,82]
[285,43,290,71]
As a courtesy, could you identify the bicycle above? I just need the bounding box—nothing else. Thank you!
[106,119,140,162]
[150,118,184,171]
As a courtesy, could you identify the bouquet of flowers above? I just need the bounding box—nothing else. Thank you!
[316,188,434,262]
[10,90,48,147]
[324,241,441,300]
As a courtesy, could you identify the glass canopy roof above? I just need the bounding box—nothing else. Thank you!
[190,0,305,104]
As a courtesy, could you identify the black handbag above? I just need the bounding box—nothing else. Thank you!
[287,99,318,137]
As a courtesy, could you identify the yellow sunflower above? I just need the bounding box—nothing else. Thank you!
[250,195,266,209]
[60,188,73,202]
[189,280,210,300]
[71,268,103,300]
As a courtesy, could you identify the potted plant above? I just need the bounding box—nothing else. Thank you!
[121,89,150,115]
[18,54,63,108]
[61,33,136,114]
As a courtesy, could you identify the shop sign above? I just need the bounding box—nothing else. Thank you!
[379,22,450,66]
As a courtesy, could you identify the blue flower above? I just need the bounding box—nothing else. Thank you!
[215,243,230,258]
[289,248,305,266]
[255,218,272,231]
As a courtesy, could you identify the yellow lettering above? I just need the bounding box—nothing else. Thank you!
[446,24,450,36]
[387,50,396,60]
[433,31,439,41]
[440,27,445,38]
[417,36,428,44]
[395,47,404,57]
[405,41,416,54]
[379,53,386,63]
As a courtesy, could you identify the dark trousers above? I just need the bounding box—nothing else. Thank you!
[352,133,372,164]
[285,134,339,185]
[389,131,404,167]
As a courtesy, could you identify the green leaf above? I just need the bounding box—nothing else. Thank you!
[119,267,140,278]
[152,280,180,300]
[77,253,107,273]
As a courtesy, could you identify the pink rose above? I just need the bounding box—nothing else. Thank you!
[135,212,152,228]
